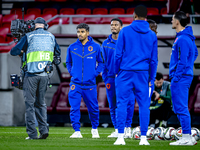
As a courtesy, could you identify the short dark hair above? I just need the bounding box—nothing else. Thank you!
[134,5,147,18]
[76,23,89,31]
[174,11,187,27]
[147,19,156,25]
[111,18,123,26]
[156,72,163,80]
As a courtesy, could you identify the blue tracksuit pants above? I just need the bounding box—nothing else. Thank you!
[105,78,135,129]
[116,70,150,135]
[171,76,193,134]
[68,83,99,131]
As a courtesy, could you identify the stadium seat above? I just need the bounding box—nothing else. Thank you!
[0,42,16,53]
[163,74,169,81]
[126,8,135,14]
[147,8,160,15]
[48,8,75,26]
[61,72,71,82]
[100,17,113,24]
[119,17,133,24]
[47,82,69,112]
[84,17,101,24]
[54,82,71,113]
[27,8,41,17]
[76,8,91,14]
[73,8,91,24]
[0,14,2,26]
[24,14,36,21]
[10,8,22,18]
[153,0,167,1]
[194,88,200,114]
[43,8,58,16]
[86,0,101,2]
[102,0,117,2]
[119,0,134,1]
[2,14,18,29]
[0,27,9,43]
[110,8,125,14]
[60,8,75,14]
[189,83,200,112]
[134,99,139,114]
[160,7,167,15]
[10,8,22,14]
[38,14,52,21]
[97,82,107,108]
[93,8,108,14]
[51,0,67,1]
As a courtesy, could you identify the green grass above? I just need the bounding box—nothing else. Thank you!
[0,127,199,150]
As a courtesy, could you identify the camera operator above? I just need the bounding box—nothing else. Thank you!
[10,17,61,140]
[149,72,172,128]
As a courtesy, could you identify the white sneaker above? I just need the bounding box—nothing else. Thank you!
[70,131,83,138]
[108,131,118,138]
[114,137,125,145]
[124,127,132,138]
[91,129,100,138]
[169,137,197,146]
[139,139,150,145]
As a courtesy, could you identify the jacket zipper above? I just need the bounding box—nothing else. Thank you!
[82,45,84,86]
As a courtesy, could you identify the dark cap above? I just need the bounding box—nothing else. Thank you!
[34,17,46,24]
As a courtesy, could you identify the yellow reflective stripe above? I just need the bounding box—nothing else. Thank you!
[27,51,53,63]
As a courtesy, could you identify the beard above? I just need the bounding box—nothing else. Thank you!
[172,26,176,29]
[112,31,118,35]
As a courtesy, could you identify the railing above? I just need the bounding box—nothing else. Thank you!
[46,14,200,24]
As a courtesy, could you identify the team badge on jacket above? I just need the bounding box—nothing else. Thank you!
[71,85,75,90]
[88,46,93,52]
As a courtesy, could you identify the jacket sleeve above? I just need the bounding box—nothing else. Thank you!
[114,29,124,74]
[194,45,198,61]
[173,38,190,82]
[149,35,158,83]
[54,39,61,56]
[10,35,28,56]
[159,84,172,104]
[95,46,104,76]
[101,43,108,79]
[66,47,72,75]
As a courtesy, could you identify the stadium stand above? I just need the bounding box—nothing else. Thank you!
[0,27,9,43]
[43,8,58,16]
[2,14,18,29]
[27,8,41,17]
[147,7,160,15]
[73,8,92,24]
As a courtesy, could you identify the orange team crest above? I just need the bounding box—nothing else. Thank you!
[106,83,111,89]
[88,46,93,52]
[71,85,75,90]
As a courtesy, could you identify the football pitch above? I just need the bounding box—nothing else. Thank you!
[0,127,199,150]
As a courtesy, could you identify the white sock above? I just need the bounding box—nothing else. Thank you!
[182,134,191,139]
[141,135,147,140]
[115,129,118,133]
[118,133,124,138]
[162,120,167,126]
[155,119,159,124]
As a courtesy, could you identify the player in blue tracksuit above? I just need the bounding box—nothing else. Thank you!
[66,23,103,138]
[169,11,198,146]
[101,18,135,138]
[114,6,158,145]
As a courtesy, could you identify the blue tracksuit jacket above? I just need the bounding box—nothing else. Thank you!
[169,26,198,81]
[115,20,158,84]
[101,34,116,82]
[66,36,104,86]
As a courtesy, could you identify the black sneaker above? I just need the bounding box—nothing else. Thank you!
[38,133,49,139]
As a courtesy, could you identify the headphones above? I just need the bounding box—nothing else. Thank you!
[44,23,49,30]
